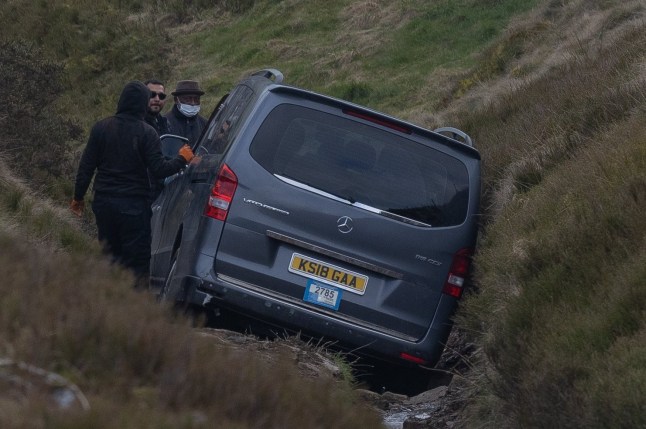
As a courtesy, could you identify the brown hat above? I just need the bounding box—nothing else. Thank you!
[171,80,205,96]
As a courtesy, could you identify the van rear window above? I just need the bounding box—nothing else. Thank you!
[249,104,470,227]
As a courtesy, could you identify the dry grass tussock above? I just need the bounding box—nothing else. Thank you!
[0,168,66,224]
[315,1,413,81]
[462,112,646,428]
[0,154,94,253]
[0,223,383,428]
[455,12,646,217]
[448,6,646,427]
[336,0,413,64]
[0,154,27,192]
[429,0,646,126]
[150,1,413,98]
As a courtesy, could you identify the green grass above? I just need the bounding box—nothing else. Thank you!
[0,161,98,254]
[371,0,537,69]
[0,0,540,126]
[112,0,539,117]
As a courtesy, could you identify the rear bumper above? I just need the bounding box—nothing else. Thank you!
[177,270,456,368]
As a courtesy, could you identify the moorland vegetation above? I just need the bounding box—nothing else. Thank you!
[1,0,645,427]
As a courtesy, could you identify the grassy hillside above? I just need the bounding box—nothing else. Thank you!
[0,208,381,428]
[455,8,646,427]
[1,0,645,427]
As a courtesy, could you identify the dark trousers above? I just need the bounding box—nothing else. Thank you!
[92,195,152,286]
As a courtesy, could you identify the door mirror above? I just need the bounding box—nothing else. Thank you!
[160,134,189,158]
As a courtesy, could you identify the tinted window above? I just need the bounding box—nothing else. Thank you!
[250,104,470,227]
[198,85,254,155]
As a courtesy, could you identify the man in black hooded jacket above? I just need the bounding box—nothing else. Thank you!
[70,80,194,288]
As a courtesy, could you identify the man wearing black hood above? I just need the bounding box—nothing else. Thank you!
[70,80,194,288]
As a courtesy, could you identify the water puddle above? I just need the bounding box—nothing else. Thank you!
[382,405,437,428]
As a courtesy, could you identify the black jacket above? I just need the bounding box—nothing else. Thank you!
[74,81,187,201]
[145,112,171,136]
[164,104,207,146]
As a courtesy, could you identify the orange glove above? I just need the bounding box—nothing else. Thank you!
[70,199,85,217]
[178,144,194,163]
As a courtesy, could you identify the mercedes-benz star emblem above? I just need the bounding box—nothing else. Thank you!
[337,216,353,234]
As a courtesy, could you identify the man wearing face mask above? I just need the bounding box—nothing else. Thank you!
[164,80,208,146]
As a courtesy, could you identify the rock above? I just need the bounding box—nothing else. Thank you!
[407,385,448,405]
[0,357,90,411]
[356,388,405,410]
[403,413,435,429]
[382,391,409,403]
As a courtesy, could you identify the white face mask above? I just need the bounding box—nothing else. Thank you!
[178,103,200,117]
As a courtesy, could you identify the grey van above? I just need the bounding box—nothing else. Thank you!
[150,69,480,390]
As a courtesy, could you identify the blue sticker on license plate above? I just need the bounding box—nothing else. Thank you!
[303,280,342,311]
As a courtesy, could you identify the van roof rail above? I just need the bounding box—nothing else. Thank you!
[433,127,473,147]
[251,69,284,83]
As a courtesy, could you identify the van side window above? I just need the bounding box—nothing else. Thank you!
[199,85,254,155]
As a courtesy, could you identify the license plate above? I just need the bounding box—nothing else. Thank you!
[303,280,342,310]
[289,253,368,295]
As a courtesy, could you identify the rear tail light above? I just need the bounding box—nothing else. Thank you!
[442,248,473,298]
[399,352,428,365]
[343,109,412,134]
[204,164,238,221]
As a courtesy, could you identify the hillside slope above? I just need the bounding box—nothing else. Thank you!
[449,2,646,427]
[0,158,384,427]
[163,4,646,426]
[1,0,645,427]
